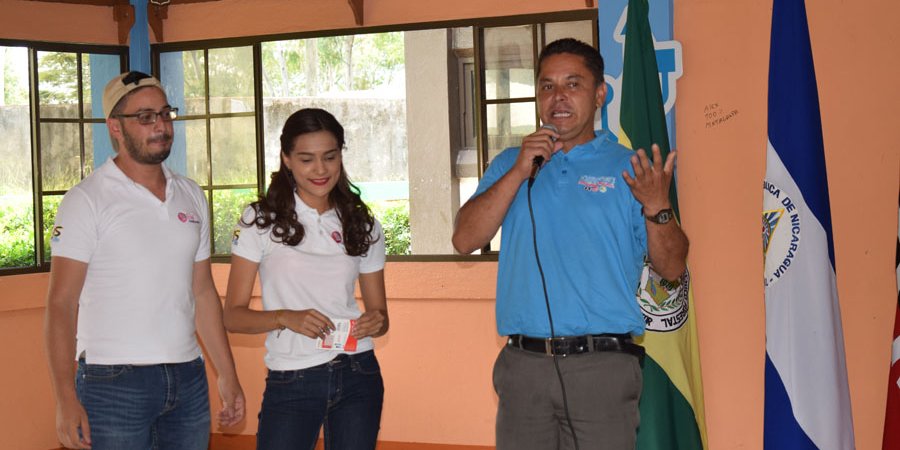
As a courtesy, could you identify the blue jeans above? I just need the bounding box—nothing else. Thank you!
[256,351,384,450]
[75,357,211,450]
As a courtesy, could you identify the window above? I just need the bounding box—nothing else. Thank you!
[0,46,32,269]
[1,11,596,274]
[466,19,596,252]
[0,42,126,271]
[259,34,410,256]
[158,46,259,257]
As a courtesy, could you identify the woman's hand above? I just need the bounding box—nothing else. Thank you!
[352,310,388,339]
[277,309,335,340]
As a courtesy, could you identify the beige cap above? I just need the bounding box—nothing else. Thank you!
[102,71,162,118]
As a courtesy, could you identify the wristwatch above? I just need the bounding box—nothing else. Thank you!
[645,208,674,224]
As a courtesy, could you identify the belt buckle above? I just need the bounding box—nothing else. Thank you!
[544,338,553,356]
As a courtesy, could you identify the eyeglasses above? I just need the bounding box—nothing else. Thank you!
[113,107,178,125]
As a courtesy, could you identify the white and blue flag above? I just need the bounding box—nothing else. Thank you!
[762,0,855,449]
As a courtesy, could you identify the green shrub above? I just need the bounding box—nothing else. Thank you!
[370,200,410,256]
[212,188,259,256]
[0,194,36,268]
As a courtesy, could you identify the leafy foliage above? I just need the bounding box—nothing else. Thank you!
[261,33,404,97]
[37,52,78,105]
[0,194,35,268]
[370,200,410,256]
[212,188,258,256]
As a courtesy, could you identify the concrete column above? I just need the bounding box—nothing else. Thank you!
[404,30,459,255]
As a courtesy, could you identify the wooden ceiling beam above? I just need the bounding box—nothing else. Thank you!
[26,0,123,5]
[148,2,168,42]
[28,0,221,44]
[112,3,135,45]
[348,0,364,26]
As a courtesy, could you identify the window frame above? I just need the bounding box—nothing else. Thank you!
[0,9,597,275]
[473,20,599,253]
[151,10,596,263]
[152,44,263,258]
[0,39,127,276]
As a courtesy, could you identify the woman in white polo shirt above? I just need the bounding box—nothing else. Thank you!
[224,108,388,450]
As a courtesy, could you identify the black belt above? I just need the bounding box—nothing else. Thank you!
[507,334,645,360]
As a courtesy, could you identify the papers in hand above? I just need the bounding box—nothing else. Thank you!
[316,319,358,351]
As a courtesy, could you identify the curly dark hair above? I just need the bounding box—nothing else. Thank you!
[538,38,605,88]
[242,108,377,257]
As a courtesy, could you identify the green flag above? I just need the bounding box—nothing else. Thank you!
[618,0,708,449]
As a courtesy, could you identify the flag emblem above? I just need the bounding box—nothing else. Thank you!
[762,209,783,257]
[638,267,690,332]
[762,179,802,288]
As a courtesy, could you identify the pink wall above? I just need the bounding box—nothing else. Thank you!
[2,0,899,448]
[675,1,900,449]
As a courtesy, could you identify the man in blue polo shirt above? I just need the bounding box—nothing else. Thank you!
[452,38,688,450]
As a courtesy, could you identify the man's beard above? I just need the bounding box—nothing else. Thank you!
[123,129,172,165]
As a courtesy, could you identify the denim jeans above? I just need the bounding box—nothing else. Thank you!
[256,350,384,450]
[75,357,211,450]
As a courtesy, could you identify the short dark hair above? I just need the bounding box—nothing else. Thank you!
[538,38,605,87]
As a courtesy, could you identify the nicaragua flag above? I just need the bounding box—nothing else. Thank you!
[763,0,855,449]
[883,193,900,450]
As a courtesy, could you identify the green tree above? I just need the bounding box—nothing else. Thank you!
[37,52,78,104]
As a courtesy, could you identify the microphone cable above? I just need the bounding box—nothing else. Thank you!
[526,170,581,450]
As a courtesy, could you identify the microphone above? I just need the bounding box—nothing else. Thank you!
[529,124,558,187]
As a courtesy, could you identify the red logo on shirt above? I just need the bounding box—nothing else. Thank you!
[177,212,200,224]
[331,231,343,243]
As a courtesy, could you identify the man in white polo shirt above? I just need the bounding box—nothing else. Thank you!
[44,71,245,449]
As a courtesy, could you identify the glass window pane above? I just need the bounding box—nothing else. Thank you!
[209,46,254,114]
[0,194,35,268]
[369,200,410,256]
[261,33,407,187]
[40,122,81,191]
[83,123,94,177]
[1,46,36,268]
[212,188,258,255]
[42,194,63,260]
[38,51,79,119]
[210,117,256,185]
[485,101,535,163]
[484,25,535,100]
[544,20,594,47]
[184,119,209,186]
[485,68,535,100]
[160,50,206,116]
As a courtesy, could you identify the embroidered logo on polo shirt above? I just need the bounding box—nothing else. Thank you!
[177,212,200,224]
[577,175,615,193]
[232,229,241,246]
[51,225,63,242]
[331,231,343,243]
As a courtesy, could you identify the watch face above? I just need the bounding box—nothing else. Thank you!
[650,209,673,224]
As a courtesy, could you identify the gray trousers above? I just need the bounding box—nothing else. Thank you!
[493,345,642,450]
